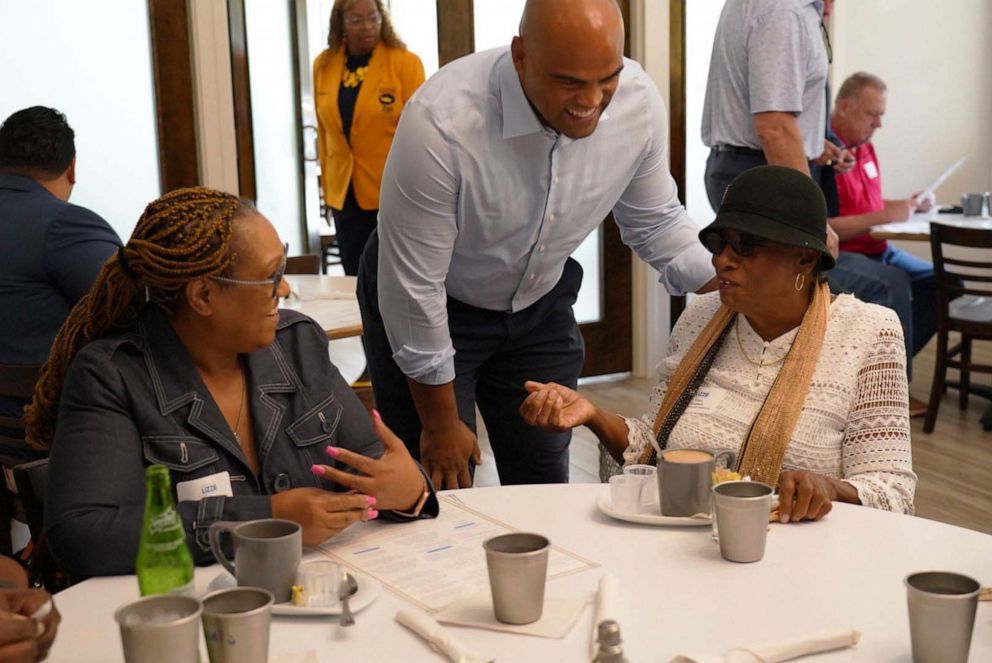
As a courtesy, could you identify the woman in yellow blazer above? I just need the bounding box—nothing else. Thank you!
[314,0,425,275]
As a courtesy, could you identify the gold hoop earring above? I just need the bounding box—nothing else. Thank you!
[795,272,805,291]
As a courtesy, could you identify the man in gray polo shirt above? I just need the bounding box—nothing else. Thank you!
[702,0,829,210]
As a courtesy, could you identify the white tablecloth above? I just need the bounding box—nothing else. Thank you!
[49,484,992,661]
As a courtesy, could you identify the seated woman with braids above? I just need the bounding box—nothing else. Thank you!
[521,166,915,521]
[28,188,436,581]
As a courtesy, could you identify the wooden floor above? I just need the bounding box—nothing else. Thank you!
[474,335,992,535]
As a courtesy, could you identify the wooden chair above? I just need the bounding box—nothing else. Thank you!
[923,223,992,433]
[0,364,44,556]
[12,458,63,591]
[285,254,321,275]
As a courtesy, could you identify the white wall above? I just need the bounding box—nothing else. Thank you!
[831,0,992,204]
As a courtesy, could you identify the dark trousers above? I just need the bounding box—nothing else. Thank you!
[332,186,377,276]
[704,149,827,213]
[357,231,585,484]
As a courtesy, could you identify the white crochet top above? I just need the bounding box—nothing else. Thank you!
[618,292,916,514]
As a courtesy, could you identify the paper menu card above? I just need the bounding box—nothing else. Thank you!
[316,494,598,613]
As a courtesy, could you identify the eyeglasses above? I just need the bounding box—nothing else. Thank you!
[211,243,288,298]
[344,13,382,28]
[701,230,766,258]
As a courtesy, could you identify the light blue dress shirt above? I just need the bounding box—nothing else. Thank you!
[377,48,713,385]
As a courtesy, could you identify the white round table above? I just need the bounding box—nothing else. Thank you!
[48,484,992,661]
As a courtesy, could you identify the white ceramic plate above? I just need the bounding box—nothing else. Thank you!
[205,569,381,616]
[596,488,712,526]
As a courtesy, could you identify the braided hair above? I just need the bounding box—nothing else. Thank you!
[26,187,255,448]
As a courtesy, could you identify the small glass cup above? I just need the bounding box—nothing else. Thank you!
[623,464,658,510]
[608,475,642,513]
[294,560,342,607]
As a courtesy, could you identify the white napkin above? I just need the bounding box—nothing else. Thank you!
[669,628,861,663]
[434,592,586,639]
[395,609,492,663]
[591,573,619,657]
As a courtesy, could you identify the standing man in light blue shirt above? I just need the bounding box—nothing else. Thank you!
[357,0,714,489]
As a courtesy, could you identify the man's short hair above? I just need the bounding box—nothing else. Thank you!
[836,72,887,103]
[0,106,76,178]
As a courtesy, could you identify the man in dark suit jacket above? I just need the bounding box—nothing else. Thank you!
[0,106,121,426]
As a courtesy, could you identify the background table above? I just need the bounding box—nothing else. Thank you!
[282,274,362,340]
[870,211,992,241]
[49,484,992,661]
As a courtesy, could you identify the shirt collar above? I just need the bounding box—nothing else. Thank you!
[498,53,545,140]
[0,173,50,196]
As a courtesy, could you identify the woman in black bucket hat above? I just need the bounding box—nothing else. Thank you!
[522,166,915,520]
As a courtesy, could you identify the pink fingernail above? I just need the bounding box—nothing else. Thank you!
[326,446,341,457]
[372,408,382,422]
[310,464,324,476]
[366,496,377,506]
[368,509,379,519]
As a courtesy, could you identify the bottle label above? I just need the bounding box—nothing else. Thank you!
[146,506,183,535]
[146,539,187,554]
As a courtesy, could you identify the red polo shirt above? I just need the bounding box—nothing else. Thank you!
[835,141,887,255]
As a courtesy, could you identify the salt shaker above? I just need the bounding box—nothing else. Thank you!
[592,619,627,663]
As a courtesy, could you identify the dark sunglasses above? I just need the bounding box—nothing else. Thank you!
[701,230,766,258]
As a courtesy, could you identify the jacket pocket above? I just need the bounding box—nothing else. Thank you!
[286,394,343,447]
[142,435,219,472]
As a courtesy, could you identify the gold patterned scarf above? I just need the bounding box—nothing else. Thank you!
[637,281,831,486]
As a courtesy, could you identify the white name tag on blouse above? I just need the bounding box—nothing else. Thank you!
[685,387,725,416]
[863,161,879,179]
[176,471,234,503]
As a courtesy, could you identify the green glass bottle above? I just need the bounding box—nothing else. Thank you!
[136,464,194,596]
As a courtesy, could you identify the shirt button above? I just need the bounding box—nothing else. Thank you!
[549,214,555,222]
[553,176,559,184]
[274,473,292,493]
[529,273,536,280]
[539,245,546,252]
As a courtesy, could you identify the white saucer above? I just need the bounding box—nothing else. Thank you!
[205,569,381,616]
[596,488,712,526]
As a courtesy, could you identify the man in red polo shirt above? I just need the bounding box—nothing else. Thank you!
[826,72,935,415]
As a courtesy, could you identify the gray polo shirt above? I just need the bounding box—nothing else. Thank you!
[701,0,827,159]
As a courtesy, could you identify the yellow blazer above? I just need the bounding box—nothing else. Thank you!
[313,44,425,211]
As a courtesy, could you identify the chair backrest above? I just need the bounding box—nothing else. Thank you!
[930,223,992,297]
[0,364,40,432]
[285,254,321,275]
[12,458,47,540]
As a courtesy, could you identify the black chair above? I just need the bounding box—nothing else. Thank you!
[923,223,992,433]
[12,458,63,591]
[286,254,321,275]
[0,364,45,556]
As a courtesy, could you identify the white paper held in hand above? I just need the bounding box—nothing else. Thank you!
[917,156,966,204]
[395,609,493,663]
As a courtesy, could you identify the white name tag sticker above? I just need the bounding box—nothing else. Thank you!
[685,386,726,416]
[863,161,879,179]
[176,471,234,503]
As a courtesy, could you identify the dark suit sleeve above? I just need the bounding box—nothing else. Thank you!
[44,205,121,303]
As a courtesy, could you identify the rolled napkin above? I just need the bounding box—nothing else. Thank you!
[395,609,492,663]
[670,628,861,663]
[591,573,619,658]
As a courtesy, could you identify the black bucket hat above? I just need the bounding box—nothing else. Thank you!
[698,165,835,270]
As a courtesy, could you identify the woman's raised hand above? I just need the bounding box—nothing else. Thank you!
[313,410,427,513]
[270,488,375,547]
[519,381,596,432]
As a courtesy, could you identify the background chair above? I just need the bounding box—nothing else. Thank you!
[285,253,321,275]
[12,458,63,591]
[923,223,992,433]
[0,364,45,556]
[317,174,343,274]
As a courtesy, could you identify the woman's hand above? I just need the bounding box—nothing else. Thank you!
[271,488,374,547]
[314,410,427,512]
[519,381,596,432]
[776,470,836,523]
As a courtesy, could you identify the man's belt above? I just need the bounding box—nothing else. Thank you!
[712,145,764,157]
